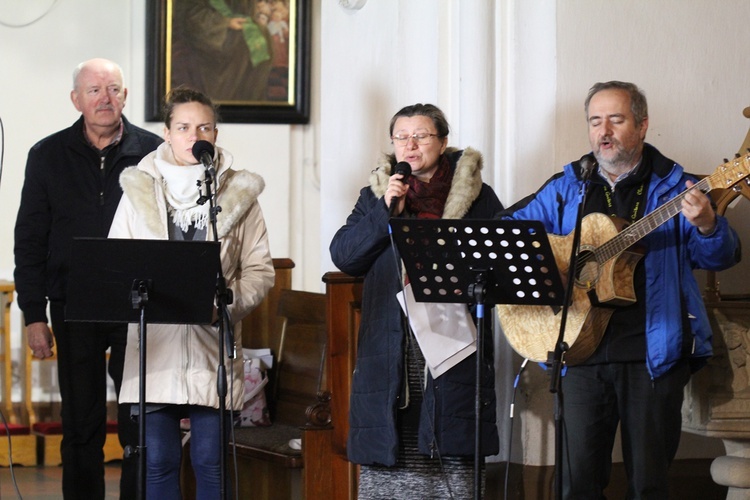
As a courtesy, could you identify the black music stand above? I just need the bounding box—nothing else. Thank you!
[390,218,564,500]
[66,237,220,500]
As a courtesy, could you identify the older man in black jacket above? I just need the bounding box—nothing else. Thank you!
[14,58,162,499]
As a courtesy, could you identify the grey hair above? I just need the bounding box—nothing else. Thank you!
[72,59,124,90]
[585,81,648,126]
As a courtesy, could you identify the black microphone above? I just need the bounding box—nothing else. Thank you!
[389,161,412,217]
[579,153,597,181]
[192,140,216,178]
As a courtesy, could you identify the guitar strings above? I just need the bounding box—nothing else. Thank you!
[579,152,747,272]
[573,176,711,272]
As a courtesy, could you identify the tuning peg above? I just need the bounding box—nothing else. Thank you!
[724,158,729,163]
[735,153,741,159]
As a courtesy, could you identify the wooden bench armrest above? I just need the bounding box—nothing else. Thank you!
[304,391,332,429]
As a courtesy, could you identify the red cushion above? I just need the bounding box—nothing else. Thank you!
[0,423,31,436]
[33,421,118,435]
[32,422,62,435]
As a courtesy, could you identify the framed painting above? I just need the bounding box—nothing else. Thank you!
[145,0,310,124]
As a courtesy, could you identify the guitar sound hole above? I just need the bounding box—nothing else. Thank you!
[575,249,599,289]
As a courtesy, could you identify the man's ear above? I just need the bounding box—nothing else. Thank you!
[70,90,81,112]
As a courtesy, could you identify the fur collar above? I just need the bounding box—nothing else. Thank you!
[369,147,484,219]
[119,154,264,239]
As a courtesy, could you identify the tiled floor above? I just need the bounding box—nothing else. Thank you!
[0,463,121,499]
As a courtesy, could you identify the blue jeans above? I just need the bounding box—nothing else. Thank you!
[144,405,230,500]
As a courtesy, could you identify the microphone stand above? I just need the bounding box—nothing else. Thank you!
[198,167,234,500]
[131,279,151,500]
[548,163,593,500]
[467,272,489,500]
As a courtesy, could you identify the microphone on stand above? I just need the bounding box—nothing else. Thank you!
[192,140,216,179]
[389,161,412,217]
[579,153,597,181]
[192,141,216,206]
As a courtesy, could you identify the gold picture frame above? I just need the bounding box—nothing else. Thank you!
[146,0,310,124]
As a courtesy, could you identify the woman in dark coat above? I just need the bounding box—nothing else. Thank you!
[330,103,503,498]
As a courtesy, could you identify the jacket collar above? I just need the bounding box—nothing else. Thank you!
[119,144,264,239]
[369,146,485,219]
[68,115,158,161]
[567,143,681,192]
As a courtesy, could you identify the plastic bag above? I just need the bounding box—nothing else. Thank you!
[235,350,272,427]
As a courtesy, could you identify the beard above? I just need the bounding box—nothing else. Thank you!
[594,139,642,178]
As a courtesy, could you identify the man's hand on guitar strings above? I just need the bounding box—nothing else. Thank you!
[682,180,717,235]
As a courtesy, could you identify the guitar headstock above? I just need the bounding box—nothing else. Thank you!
[705,150,750,192]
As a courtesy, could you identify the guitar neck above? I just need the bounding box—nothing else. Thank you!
[595,177,711,263]
[591,151,749,264]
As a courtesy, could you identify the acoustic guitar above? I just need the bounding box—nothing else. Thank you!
[497,152,750,365]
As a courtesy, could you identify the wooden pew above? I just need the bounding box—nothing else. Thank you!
[231,288,330,499]
[20,339,123,466]
[0,281,37,467]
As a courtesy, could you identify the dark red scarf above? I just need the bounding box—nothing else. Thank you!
[404,155,454,219]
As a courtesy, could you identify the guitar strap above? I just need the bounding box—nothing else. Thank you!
[601,181,647,223]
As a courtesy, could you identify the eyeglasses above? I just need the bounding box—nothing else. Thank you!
[391,133,440,146]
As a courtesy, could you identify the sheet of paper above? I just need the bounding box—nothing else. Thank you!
[396,284,477,378]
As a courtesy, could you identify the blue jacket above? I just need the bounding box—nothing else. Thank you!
[502,144,741,378]
[330,148,503,465]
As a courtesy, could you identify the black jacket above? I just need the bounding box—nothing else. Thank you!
[14,115,163,324]
[330,148,503,466]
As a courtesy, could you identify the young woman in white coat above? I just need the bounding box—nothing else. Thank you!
[108,87,274,499]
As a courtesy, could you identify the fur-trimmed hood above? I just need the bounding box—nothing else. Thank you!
[368,147,484,219]
[119,142,265,240]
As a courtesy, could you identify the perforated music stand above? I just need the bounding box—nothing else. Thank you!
[66,237,220,500]
[390,218,564,500]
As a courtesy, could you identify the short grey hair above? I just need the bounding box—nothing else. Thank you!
[72,59,124,91]
[585,81,648,126]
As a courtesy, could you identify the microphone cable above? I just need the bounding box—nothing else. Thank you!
[0,113,19,499]
[503,357,529,500]
[0,407,24,498]
[227,337,240,500]
[0,0,59,28]
[214,236,240,500]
